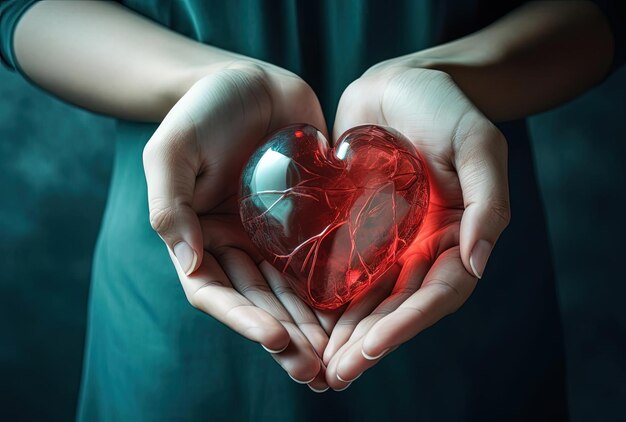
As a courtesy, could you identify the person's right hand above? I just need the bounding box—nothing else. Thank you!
[142,62,332,391]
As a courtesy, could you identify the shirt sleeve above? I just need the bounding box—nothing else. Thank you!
[0,0,39,71]
[592,0,625,72]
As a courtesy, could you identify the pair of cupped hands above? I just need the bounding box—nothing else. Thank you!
[142,58,510,392]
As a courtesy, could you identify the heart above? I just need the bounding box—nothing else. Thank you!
[239,124,429,310]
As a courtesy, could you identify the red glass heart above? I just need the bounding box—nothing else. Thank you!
[239,124,429,310]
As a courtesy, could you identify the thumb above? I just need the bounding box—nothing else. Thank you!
[143,123,203,275]
[455,118,511,279]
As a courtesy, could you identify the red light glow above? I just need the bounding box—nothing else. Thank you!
[239,124,430,310]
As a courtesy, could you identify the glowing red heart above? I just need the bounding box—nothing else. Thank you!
[239,124,429,310]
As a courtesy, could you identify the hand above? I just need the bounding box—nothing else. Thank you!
[323,63,511,389]
[142,62,331,390]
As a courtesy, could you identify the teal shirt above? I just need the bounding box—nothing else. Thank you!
[1,1,582,420]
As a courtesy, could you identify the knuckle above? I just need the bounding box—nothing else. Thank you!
[489,199,512,228]
[237,282,273,297]
[427,278,465,314]
[142,140,158,165]
[454,117,506,158]
[270,283,295,299]
[142,129,194,172]
[455,141,486,174]
[188,281,220,310]
[187,290,200,309]
[488,127,509,159]
[493,128,508,150]
[335,317,360,327]
[149,206,178,235]
[187,286,202,309]
[390,285,416,298]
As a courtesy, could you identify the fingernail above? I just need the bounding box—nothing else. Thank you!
[308,385,329,393]
[288,373,317,385]
[173,241,197,276]
[337,372,362,383]
[334,382,352,392]
[362,348,389,361]
[262,344,288,354]
[470,239,493,279]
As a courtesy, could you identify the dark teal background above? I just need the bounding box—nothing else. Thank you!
[1,64,625,420]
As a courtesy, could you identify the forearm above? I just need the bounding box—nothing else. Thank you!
[392,1,614,122]
[13,1,262,121]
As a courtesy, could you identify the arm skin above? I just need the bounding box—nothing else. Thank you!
[371,0,615,122]
[13,1,614,123]
[13,0,285,121]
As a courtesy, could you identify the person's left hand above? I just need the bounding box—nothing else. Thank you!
[322,60,511,390]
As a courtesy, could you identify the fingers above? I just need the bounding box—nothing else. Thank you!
[324,257,430,389]
[322,264,400,365]
[275,322,323,385]
[143,120,203,276]
[259,261,331,392]
[326,341,399,391]
[453,118,510,278]
[260,262,329,359]
[362,247,475,358]
[174,250,291,352]
[326,248,475,389]
[307,363,330,393]
[217,248,323,385]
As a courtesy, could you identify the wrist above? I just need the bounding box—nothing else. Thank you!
[165,57,292,119]
[363,40,499,79]
[165,58,309,130]
[361,47,502,121]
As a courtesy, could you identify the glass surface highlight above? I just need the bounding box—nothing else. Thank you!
[239,124,430,310]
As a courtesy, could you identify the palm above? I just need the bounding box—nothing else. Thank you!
[399,135,464,267]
